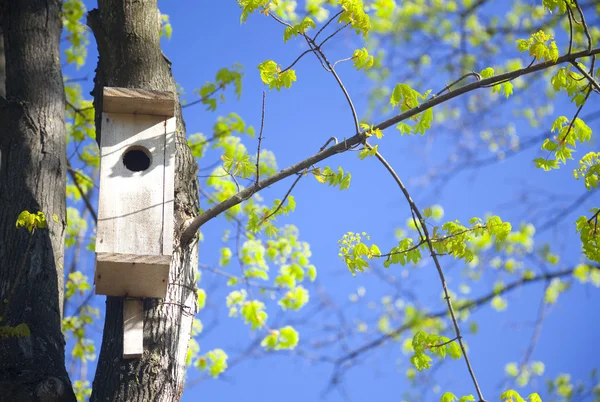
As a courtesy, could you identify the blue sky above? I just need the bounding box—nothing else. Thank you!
[62,1,600,401]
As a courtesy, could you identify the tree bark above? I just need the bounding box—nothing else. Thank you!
[0,1,75,401]
[87,1,199,401]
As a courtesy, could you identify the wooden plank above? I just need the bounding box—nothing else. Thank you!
[162,116,176,256]
[97,252,171,265]
[103,87,175,117]
[96,113,171,258]
[123,299,144,359]
[95,258,169,298]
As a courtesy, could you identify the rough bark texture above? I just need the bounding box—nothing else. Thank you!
[0,1,75,401]
[87,1,199,401]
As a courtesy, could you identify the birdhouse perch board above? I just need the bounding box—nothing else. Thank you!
[94,87,176,358]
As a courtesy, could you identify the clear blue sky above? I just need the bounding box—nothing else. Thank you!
[63,1,600,401]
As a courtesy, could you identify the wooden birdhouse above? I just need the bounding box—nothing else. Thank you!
[94,87,176,358]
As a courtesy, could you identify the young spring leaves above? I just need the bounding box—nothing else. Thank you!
[15,210,48,233]
[338,215,512,275]
[196,349,229,378]
[353,48,374,71]
[312,166,352,189]
[480,67,514,99]
[261,326,299,350]
[576,210,600,263]
[573,152,600,190]
[195,65,244,111]
[283,16,316,42]
[390,83,433,135]
[516,30,559,62]
[337,0,371,36]
[258,60,297,90]
[410,330,462,371]
[534,116,592,171]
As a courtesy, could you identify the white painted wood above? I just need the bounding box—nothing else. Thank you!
[94,111,175,298]
[123,299,144,359]
[103,87,175,117]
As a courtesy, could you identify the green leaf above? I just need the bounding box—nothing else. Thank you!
[197,289,206,310]
[353,48,374,71]
[440,392,458,402]
[501,389,526,402]
[258,60,296,90]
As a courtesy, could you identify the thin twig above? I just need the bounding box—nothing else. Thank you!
[369,145,485,401]
[313,11,343,41]
[256,92,266,186]
[571,61,600,92]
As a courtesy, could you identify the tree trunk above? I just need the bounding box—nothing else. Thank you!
[87,1,199,401]
[0,1,75,401]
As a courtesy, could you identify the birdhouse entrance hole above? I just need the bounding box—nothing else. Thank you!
[123,146,152,172]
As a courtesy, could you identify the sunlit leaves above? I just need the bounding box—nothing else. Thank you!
[493,82,514,99]
[188,133,208,159]
[279,286,309,310]
[159,13,173,39]
[390,83,433,135]
[410,331,462,372]
[534,116,592,171]
[63,306,98,363]
[542,0,574,14]
[516,30,559,62]
[390,83,428,111]
[353,48,374,71]
[66,207,87,247]
[576,212,600,263]
[237,0,278,22]
[283,17,316,42]
[482,66,514,99]
[440,392,475,402]
[65,272,91,299]
[247,196,296,235]
[73,380,92,402]
[15,210,47,233]
[258,60,297,90]
[546,374,575,399]
[572,264,600,286]
[312,166,351,189]
[62,0,88,68]
[573,152,600,190]
[197,289,207,310]
[241,300,268,330]
[360,123,383,139]
[338,232,380,275]
[196,349,228,378]
[195,65,244,110]
[551,66,589,106]
[261,326,299,350]
[505,361,545,387]
[358,144,378,160]
[501,390,526,402]
[544,278,569,304]
[65,83,95,142]
[337,0,371,36]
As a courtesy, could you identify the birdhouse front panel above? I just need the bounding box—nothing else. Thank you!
[94,89,175,298]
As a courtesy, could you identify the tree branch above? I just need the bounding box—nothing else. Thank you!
[179,46,600,246]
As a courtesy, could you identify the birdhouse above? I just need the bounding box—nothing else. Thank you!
[94,87,176,358]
